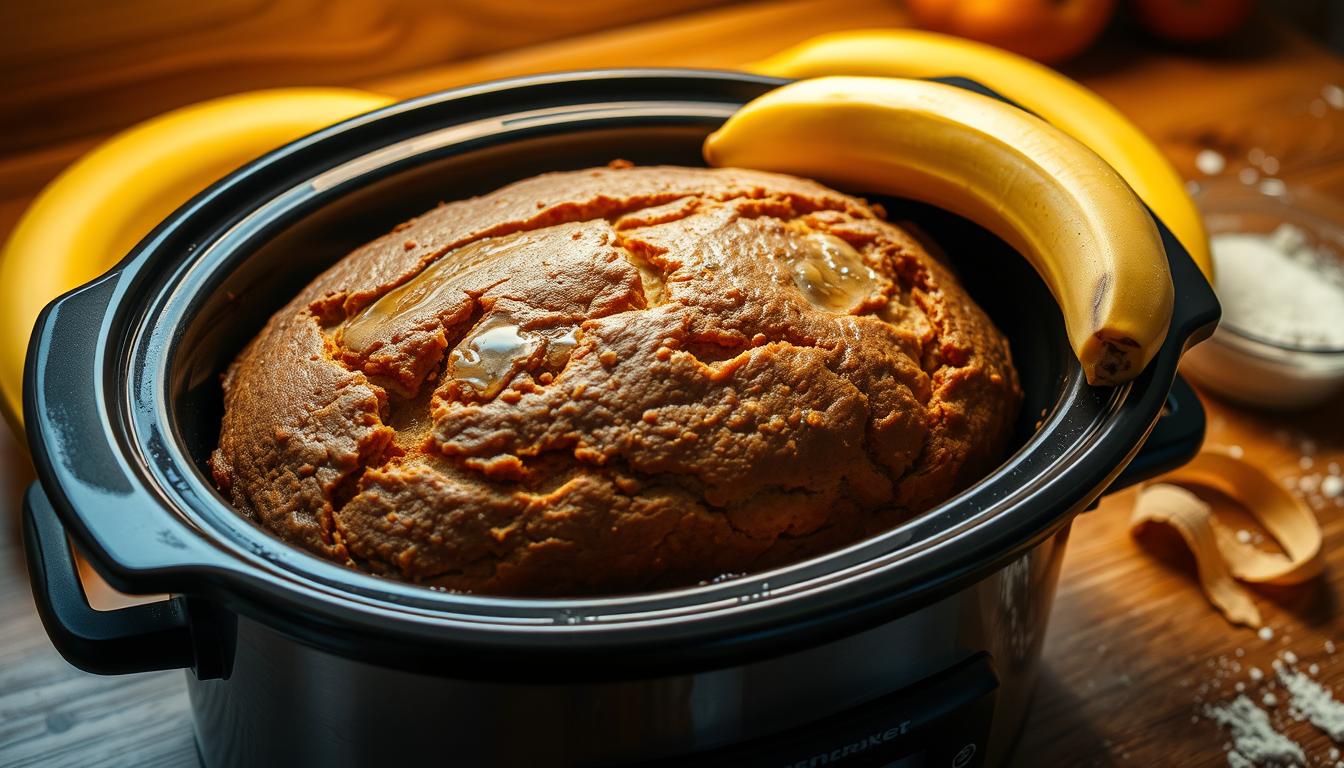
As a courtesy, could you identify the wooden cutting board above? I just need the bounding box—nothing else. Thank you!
[2,1,1343,765]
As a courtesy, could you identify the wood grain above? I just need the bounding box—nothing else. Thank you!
[0,0,736,156]
[0,425,194,768]
[0,0,908,264]
[1012,388,1344,767]
[3,1,1344,766]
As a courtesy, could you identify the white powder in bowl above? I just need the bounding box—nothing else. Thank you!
[1212,224,1344,349]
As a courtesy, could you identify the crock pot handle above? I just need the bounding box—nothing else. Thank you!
[1108,374,1205,491]
[26,273,244,582]
[22,481,197,675]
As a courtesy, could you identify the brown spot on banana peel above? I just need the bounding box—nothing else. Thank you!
[1084,271,1165,386]
[1098,339,1135,384]
[1084,332,1140,386]
[1090,270,1110,329]
[1084,272,1131,386]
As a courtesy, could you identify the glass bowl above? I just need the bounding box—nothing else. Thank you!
[1180,179,1344,410]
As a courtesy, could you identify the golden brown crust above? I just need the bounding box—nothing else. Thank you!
[211,166,1021,595]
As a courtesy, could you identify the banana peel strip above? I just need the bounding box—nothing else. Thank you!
[1129,447,1324,627]
[1164,449,1324,585]
[1130,484,1262,627]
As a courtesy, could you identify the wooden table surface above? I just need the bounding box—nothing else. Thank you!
[3,2,1344,766]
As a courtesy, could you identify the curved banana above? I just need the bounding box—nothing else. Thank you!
[704,76,1173,386]
[748,29,1212,282]
[0,87,394,432]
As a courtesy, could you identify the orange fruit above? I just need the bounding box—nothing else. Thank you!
[904,0,1117,64]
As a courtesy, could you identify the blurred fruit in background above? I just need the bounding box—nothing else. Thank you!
[1132,0,1255,43]
[903,0,1117,63]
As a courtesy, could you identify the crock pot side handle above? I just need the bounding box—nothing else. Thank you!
[22,482,197,675]
[1108,374,1205,491]
[25,273,237,581]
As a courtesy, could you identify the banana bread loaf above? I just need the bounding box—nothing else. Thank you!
[210,165,1021,595]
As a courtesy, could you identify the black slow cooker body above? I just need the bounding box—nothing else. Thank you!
[22,70,1218,767]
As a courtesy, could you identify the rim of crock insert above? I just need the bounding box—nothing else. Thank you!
[25,69,1219,674]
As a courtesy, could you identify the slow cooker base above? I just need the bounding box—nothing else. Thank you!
[186,526,1069,767]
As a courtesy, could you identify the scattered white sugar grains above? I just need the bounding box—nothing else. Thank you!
[1196,149,1227,175]
[1238,167,1260,185]
[1260,178,1288,197]
[1261,156,1281,176]
[1302,456,1316,471]
[1236,529,1253,544]
[1277,665,1344,741]
[1205,695,1306,766]
[1229,445,1245,459]
[1324,476,1344,499]
[1326,84,1344,110]
[1300,475,1321,494]
[1194,622,1344,761]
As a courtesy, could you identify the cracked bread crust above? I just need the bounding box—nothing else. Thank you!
[210,165,1021,596]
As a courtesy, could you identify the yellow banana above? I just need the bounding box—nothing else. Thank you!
[748,29,1212,282]
[704,76,1173,386]
[0,87,393,433]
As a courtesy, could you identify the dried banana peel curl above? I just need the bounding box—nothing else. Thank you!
[1129,448,1324,627]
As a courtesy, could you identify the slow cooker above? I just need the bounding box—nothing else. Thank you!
[22,70,1219,767]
